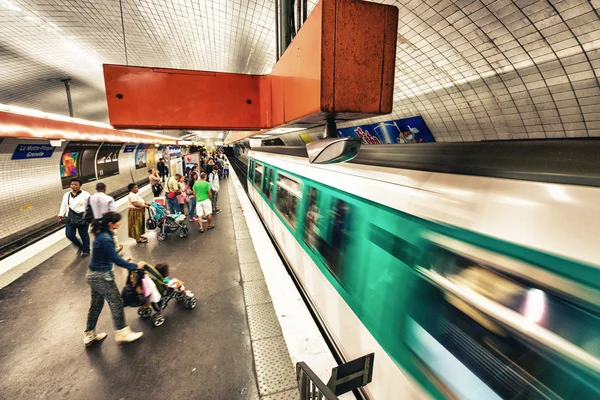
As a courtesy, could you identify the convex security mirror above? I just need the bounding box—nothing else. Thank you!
[306,120,361,164]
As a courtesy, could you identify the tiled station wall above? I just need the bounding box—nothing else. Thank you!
[0,139,153,247]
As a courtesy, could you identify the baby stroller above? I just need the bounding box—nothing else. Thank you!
[125,264,197,327]
[148,201,189,241]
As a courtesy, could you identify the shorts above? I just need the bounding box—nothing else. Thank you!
[197,199,212,216]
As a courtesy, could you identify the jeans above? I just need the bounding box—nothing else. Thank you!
[212,191,219,211]
[189,198,197,218]
[167,195,180,214]
[224,168,229,178]
[65,222,90,253]
[86,271,126,331]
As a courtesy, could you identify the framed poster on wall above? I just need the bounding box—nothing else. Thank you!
[135,144,149,169]
[96,142,122,179]
[60,142,100,188]
[146,145,156,170]
[337,116,435,144]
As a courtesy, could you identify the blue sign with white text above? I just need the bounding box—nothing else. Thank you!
[12,144,55,160]
[337,116,435,144]
[124,145,136,153]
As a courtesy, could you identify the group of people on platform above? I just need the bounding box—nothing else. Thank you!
[56,149,230,345]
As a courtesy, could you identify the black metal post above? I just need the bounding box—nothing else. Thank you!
[61,78,73,117]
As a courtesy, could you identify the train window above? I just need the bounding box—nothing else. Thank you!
[262,167,273,201]
[248,160,254,178]
[303,187,320,251]
[405,241,600,399]
[254,162,263,189]
[318,199,351,280]
[275,174,302,229]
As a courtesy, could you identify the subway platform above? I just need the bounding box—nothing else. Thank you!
[0,173,341,399]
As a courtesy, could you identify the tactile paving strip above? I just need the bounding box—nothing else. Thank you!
[235,229,252,240]
[262,389,300,400]
[246,303,284,340]
[253,336,298,396]
[240,262,265,282]
[243,280,272,306]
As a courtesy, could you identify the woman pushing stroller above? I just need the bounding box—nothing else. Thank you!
[84,212,145,346]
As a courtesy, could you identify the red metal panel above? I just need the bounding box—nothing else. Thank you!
[334,0,387,113]
[102,0,398,132]
[0,111,175,143]
[380,6,399,113]
[104,66,264,130]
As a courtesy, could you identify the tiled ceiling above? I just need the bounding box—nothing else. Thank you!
[0,0,599,142]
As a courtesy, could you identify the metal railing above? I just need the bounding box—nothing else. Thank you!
[296,362,338,400]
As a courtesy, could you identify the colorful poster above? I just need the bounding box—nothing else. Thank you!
[96,142,122,179]
[12,143,55,160]
[337,116,435,144]
[135,144,149,169]
[146,145,156,169]
[60,142,100,188]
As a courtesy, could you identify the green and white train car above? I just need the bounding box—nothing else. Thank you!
[246,142,600,400]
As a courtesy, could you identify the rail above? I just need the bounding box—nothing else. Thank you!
[296,362,338,400]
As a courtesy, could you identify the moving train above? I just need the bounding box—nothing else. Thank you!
[246,141,600,399]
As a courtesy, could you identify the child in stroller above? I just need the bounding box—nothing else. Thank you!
[135,262,197,327]
[147,201,189,241]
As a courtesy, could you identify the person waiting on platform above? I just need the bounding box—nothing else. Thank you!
[222,157,230,178]
[58,178,91,257]
[193,172,214,233]
[176,175,190,217]
[84,212,145,346]
[148,168,162,197]
[89,182,122,253]
[157,158,167,182]
[127,183,150,243]
[188,172,198,222]
[165,173,182,215]
[208,165,222,214]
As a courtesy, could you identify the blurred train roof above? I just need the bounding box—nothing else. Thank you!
[251,139,600,187]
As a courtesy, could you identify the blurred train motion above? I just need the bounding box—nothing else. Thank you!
[246,142,600,399]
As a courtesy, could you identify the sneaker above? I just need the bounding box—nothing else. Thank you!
[215,209,222,214]
[81,252,90,258]
[189,217,198,222]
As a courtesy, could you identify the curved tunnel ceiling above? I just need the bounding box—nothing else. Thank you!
[0,0,598,142]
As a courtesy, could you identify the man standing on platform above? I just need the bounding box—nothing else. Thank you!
[157,158,167,182]
[193,172,214,233]
[165,173,182,214]
[89,182,122,253]
[58,178,91,257]
[208,165,222,215]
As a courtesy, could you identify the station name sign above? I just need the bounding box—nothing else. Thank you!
[12,144,55,160]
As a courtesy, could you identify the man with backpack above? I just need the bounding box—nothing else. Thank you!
[58,178,91,257]
[208,165,221,214]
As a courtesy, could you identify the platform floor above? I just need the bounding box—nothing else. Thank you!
[0,180,298,400]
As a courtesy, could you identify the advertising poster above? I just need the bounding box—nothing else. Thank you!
[96,142,122,179]
[168,146,182,158]
[60,141,100,188]
[12,143,55,160]
[146,145,156,169]
[135,144,149,169]
[337,116,435,144]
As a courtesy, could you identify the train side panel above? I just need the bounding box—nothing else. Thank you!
[247,152,600,400]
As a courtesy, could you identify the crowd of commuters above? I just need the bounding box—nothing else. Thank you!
[57,149,229,345]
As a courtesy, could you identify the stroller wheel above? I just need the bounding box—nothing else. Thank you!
[138,307,152,318]
[157,232,166,241]
[175,292,185,302]
[153,314,165,327]
[179,226,189,238]
[185,297,197,310]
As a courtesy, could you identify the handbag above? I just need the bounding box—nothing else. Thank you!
[146,219,157,230]
[65,195,87,226]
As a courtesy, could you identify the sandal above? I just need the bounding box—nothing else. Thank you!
[136,238,148,243]
[207,225,215,229]
[199,229,204,233]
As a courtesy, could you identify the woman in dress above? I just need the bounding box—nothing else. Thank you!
[127,183,150,243]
